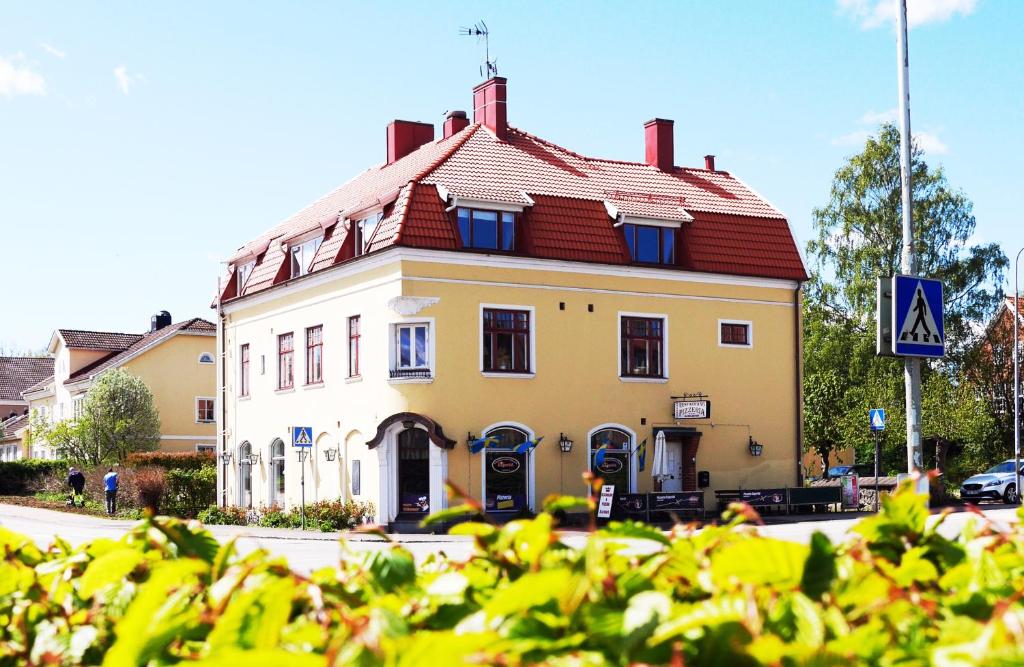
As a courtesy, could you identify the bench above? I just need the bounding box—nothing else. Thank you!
[787,485,841,512]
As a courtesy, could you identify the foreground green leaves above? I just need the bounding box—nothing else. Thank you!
[1,485,1024,665]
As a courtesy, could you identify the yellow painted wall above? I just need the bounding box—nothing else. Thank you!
[221,251,802,519]
[123,333,217,453]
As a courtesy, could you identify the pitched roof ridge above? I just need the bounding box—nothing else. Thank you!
[412,123,481,182]
[59,327,142,338]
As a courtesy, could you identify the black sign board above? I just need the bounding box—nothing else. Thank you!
[649,491,704,512]
[614,493,649,520]
[738,488,787,506]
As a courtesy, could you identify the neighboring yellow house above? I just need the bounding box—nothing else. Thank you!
[217,77,808,528]
[21,313,217,458]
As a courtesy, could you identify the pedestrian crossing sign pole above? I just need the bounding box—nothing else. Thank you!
[291,426,313,529]
[891,275,944,358]
[869,409,885,512]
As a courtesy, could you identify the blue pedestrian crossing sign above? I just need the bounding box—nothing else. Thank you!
[291,426,313,448]
[869,409,885,432]
[892,275,944,358]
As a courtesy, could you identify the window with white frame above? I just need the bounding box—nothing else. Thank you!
[482,307,533,374]
[619,314,667,379]
[392,322,431,379]
[196,397,215,423]
[719,320,753,348]
[289,235,323,278]
[195,444,215,455]
[236,260,255,296]
[354,211,384,255]
[73,397,84,420]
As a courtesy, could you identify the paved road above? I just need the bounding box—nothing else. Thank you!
[2,503,1019,572]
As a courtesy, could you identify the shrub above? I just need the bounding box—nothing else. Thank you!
[162,466,217,519]
[2,482,1024,664]
[125,451,215,471]
[134,467,165,513]
[303,498,376,531]
[0,459,67,494]
[257,504,296,529]
[197,504,247,526]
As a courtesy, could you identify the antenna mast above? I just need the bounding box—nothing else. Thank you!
[459,20,497,78]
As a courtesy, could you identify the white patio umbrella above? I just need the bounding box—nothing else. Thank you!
[651,430,671,482]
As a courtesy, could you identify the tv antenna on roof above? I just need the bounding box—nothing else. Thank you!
[459,20,497,78]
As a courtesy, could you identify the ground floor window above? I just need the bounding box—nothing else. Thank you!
[397,427,430,514]
[270,438,285,505]
[483,426,530,513]
[591,427,633,493]
[239,441,252,508]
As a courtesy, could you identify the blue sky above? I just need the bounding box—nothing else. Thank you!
[1,0,1021,350]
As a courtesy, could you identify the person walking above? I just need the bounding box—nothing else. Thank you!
[67,467,86,507]
[103,468,119,515]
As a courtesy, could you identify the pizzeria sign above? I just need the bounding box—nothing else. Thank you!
[673,400,711,420]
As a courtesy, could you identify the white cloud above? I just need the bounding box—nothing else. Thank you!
[838,0,977,29]
[914,130,949,154]
[0,54,46,96]
[859,108,898,125]
[830,130,871,147]
[40,43,65,59]
[113,65,145,95]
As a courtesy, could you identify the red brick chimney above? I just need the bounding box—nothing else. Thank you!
[386,120,434,165]
[644,118,674,172]
[704,154,716,171]
[443,110,469,139]
[473,77,508,140]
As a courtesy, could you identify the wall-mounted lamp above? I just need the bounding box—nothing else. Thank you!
[219,451,232,464]
[323,447,338,462]
[559,432,573,453]
[748,436,764,457]
[249,452,262,465]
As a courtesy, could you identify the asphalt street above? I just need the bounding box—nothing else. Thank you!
[2,502,1019,572]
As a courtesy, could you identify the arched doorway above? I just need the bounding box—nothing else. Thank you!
[481,423,534,514]
[588,426,635,494]
[397,427,431,516]
[269,437,285,507]
[238,441,253,508]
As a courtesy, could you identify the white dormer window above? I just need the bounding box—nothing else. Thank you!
[289,235,323,278]
[236,260,255,295]
[354,211,384,256]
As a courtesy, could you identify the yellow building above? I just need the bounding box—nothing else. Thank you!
[21,313,217,457]
[217,77,807,528]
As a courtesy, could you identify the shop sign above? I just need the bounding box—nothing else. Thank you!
[595,456,623,475]
[491,456,521,474]
[400,494,429,514]
[596,484,615,518]
[650,492,704,511]
[673,400,710,419]
[840,475,860,510]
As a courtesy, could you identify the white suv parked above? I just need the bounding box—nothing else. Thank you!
[959,460,1024,504]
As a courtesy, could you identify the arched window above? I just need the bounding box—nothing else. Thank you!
[198,352,215,364]
[270,438,285,506]
[238,441,252,508]
[590,427,633,493]
[482,425,530,513]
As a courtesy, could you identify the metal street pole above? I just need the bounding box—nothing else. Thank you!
[874,431,882,512]
[897,0,923,476]
[1015,248,1022,504]
[299,450,307,530]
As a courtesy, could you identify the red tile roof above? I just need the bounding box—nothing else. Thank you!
[59,329,144,351]
[224,115,806,302]
[0,357,54,402]
[65,318,216,386]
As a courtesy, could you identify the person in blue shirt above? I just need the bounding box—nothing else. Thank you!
[103,468,119,514]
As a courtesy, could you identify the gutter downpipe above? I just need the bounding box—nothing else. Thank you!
[795,284,804,487]
[216,278,227,507]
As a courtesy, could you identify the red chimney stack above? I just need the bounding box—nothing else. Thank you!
[644,118,674,172]
[386,120,434,165]
[473,77,508,140]
[704,154,716,171]
[443,110,469,139]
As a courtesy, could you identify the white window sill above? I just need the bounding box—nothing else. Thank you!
[238,395,251,402]
[195,420,216,425]
[481,372,536,380]
[274,387,296,395]
[303,382,326,391]
[388,376,435,385]
[344,376,363,384]
[618,376,669,384]
[718,343,753,349]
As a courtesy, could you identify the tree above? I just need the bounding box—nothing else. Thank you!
[35,369,161,465]
[807,123,1006,359]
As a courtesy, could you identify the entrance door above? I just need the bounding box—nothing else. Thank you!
[397,428,430,516]
[661,440,683,492]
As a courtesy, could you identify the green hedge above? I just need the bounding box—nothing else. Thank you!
[0,459,67,494]
[2,483,1023,665]
[162,466,217,518]
[198,499,376,531]
[125,451,214,471]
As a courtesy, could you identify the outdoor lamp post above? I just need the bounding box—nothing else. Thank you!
[748,437,764,457]
[559,433,573,453]
[1014,247,1023,505]
[219,451,232,464]
[323,447,338,462]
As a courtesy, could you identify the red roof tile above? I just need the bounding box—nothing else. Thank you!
[59,330,144,351]
[224,114,806,302]
[0,357,55,402]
